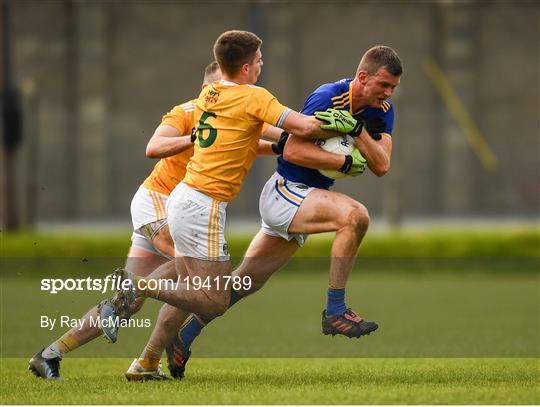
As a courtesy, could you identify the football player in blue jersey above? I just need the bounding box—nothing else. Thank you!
[130,45,403,380]
[246,45,401,335]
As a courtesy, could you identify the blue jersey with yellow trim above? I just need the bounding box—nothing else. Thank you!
[277,78,394,189]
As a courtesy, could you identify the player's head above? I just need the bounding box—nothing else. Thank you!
[202,61,222,88]
[213,30,263,85]
[356,45,402,108]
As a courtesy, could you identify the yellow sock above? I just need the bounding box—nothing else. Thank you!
[57,332,80,353]
[139,342,161,370]
[43,332,80,358]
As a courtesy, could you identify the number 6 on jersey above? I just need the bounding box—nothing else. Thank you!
[196,111,217,148]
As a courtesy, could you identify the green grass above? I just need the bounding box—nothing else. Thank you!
[1,230,539,403]
[2,228,539,257]
[1,358,538,404]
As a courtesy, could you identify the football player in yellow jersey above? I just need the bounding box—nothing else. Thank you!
[27,62,222,379]
[115,30,361,380]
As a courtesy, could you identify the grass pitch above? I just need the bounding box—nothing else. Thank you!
[1,357,538,404]
[1,230,538,404]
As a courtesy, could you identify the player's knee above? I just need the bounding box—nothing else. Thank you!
[244,274,270,295]
[348,204,370,232]
[202,292,230,318]
[234,282,261,299]
[160,310,182,332]
[245,281,262,295]
[211,302,228,318]
[203,304,227,319]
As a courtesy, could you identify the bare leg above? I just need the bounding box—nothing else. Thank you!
[135,257,231,370]
[140,257,231,320]
[151,225,175,259]
[288,189,369,289]
[286,188,378,338]
[137,256,189,366]
[232,231,300,298]
[139,232,299,315]
[155,232,301,366]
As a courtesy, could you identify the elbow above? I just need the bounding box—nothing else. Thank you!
[372,162,390,177]
[145,144,159,159]
[282,145,298,162]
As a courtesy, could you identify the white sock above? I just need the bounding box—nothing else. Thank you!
[41,343,63,359]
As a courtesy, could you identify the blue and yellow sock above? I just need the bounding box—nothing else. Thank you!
[179,289,242,349]
[326,287,346,316]
[179,316,205,350]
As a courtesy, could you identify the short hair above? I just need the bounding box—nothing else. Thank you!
[213,30,262,76]
[357,45,403,76]
[203,61,220,83]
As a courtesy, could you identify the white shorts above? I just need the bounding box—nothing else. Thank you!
[130,185,170,258]
[167,182,229,261]
[259,172,315,246]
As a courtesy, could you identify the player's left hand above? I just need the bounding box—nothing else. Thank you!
[315,109,363,136]
[271,131,289,155]
[356,114,386,141]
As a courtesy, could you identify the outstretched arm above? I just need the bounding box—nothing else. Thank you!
[146,125,194,159]
[280,110,342,140]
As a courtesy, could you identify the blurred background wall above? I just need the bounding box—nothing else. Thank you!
[1,0,538,229]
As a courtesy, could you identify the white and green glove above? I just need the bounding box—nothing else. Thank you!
[339,148,367,176]
[315,108,364,136]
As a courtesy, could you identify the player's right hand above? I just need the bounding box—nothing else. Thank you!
[315,109,363,135]
[340,148,367,176]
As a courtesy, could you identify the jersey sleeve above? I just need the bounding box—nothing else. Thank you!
[382,103,394,135]
[160,101,195,135]
[301,85,335,116]
[246,87,291,128]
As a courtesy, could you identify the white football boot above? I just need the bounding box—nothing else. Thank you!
[125,358,169,381]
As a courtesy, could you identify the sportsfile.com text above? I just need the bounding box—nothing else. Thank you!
[41,275,252,294]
